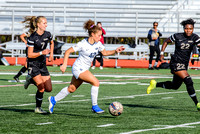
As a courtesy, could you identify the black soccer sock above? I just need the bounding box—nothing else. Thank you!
[35,90,44,108]
[14,66,27,78]
[183,76,198,105]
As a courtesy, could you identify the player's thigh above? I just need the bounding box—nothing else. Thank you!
[174,70,189,79]
[79,70,99,86]
[69,76,84,92]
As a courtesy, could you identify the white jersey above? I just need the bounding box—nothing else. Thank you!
[72,38,105,71]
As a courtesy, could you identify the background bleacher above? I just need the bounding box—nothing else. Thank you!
[0,0,200,61]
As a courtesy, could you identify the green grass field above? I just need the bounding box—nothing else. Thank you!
[1,65,200,134]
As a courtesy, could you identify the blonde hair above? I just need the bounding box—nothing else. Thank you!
[21,16,46,34]
[83,19,101,36]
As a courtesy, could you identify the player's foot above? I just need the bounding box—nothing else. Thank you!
[148,67,154,70]
[24,75,32,89]
[147,80,157,94]
[13,76,20,82]
[197,103,200,111]
[153,66,159,70]
[48,96,56,114]
[92,105,104,114]
[34,107,47,114]
[91,66,95,69]
[99,66,103,70]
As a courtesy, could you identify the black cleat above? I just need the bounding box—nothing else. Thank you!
[13,76,20,82]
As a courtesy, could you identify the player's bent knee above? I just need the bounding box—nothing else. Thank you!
[68,86,77,93]
[183,76,193,86]
[92,80,100,87]
[45,87,52,92]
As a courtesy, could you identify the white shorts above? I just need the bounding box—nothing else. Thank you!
[72,65,88,79]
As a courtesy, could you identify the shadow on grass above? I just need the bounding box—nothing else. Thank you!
[105,103,195,112]
[0,108,50,115]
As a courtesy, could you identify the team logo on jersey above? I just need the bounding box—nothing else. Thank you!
[95,48,98,50]
[44,38,48,41]
[80,68,83,71]
[188,40,193,43]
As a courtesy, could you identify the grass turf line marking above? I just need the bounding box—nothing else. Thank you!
[0,90,195,108]
[97,124,115,127]
[35,122,54,125]
[120,121,200,134]
[161,97,173,100]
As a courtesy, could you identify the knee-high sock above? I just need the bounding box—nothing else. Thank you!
[36,90,44,108]
[54,86,70,102]
[91,86,99,106]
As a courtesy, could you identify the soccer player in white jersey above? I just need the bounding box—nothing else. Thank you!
[48,19,125,114]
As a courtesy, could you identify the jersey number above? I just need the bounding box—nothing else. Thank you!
[41,42,45,49]
[181,43,190,49]
[89,52,97,58]
[177,63,185,70]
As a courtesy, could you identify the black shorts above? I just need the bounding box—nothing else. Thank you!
[27,60,49,78]
[170,61,188,74]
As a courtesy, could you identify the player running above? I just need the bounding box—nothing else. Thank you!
[25,16,54,113]
[48,19,125,114]
[147,18,200,111]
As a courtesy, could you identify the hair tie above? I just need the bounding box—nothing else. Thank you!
[90,24,94,28]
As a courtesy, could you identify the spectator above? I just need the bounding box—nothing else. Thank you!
[91,22,106,70]
[147,22,162,70]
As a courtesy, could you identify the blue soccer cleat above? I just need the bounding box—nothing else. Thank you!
[48,96,56,114]
[92,105,104,114]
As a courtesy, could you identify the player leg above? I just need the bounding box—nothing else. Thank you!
[174,70,199,109]
[78,70,104,113]
[48,76,83,113]
[13,66,27,82]
[148,46,155,70]
[91,56,97,69]
[32,74,47,114]
[153,45,160,69]
[99,52,103,70]
[147,74,183,94]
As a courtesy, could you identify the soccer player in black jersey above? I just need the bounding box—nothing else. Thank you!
[147,18,200,111]
[24,16,54,113]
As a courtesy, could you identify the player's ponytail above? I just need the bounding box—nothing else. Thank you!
[83,19,101,36]
[22,16,46,34]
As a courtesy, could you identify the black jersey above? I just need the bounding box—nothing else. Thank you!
[27,31,53,61]
[170,33,200,64]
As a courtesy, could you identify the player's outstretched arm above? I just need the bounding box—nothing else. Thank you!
[101,46,125,56]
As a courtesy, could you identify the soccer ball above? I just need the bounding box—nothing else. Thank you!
[109,102,123,116]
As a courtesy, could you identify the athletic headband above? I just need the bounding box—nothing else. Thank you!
[90,24,94,28]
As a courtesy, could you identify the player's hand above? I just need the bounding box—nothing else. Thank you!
[48,54,53,62]
[60,65,67,74]
[160,55,164,61]
[116,46,125,53]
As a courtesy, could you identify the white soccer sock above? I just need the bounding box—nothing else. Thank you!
[91,86,99,106]
[154,62,158,67]
[149,64,152,68]
[54,86,70,102]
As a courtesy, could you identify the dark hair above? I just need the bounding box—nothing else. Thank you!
[83,19,101,36]
[21,16,46,34]
[153,22,158,25]
[180,18,196,28]
[97,22,102,25]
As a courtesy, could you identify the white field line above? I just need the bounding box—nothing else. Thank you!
[97,124,115,127]
[120,121,200,134]
[35,122,54,125]
[0,90,193,108]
